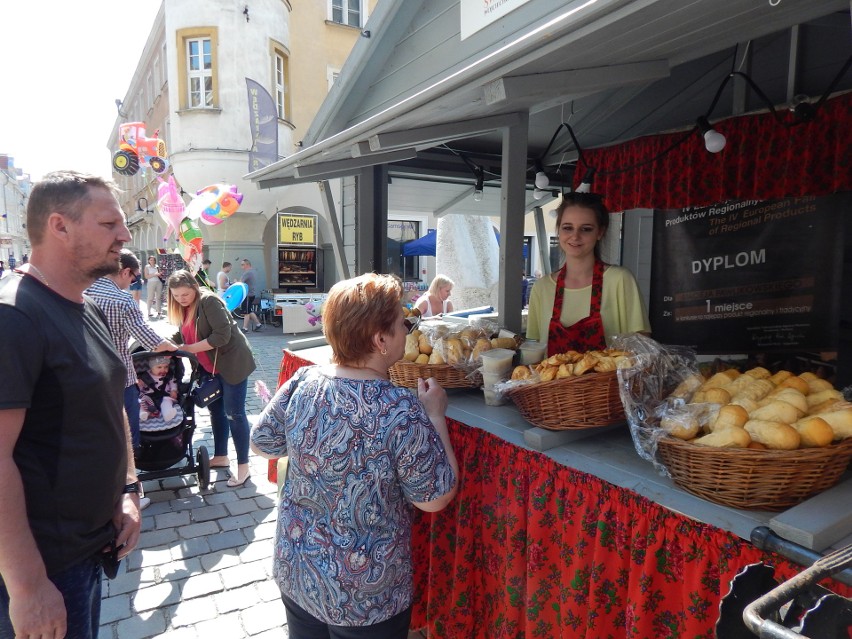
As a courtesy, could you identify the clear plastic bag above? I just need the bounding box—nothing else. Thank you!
[612,333,701,476]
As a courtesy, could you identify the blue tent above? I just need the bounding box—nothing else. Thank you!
[402,228,528,257]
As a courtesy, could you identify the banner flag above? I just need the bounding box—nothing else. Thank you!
[245,78,279,172]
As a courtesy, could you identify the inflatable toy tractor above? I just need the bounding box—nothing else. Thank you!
[112,122,168,176]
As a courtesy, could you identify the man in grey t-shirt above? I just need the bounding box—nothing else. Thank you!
[239,258,262,332]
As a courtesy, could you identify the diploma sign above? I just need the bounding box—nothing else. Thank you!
[650,195,845,354]
[278,214,316,246]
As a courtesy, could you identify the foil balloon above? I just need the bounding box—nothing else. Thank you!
[177,216,204,264]
[186,184,244,225]
[157,176,186,241]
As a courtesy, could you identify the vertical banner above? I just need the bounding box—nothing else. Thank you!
[650,195,845,353]
[245,78,279,173]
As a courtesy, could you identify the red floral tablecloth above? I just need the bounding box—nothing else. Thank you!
[411,419,851,638]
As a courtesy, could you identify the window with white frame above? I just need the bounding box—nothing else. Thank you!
[275,51,288,119]
[161,43,168,87]
[330,0,361,27]
[327,67,340,92]
[187,37,213,107]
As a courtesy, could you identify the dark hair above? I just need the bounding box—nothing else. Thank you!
[222,261,232,268]
[323,273,402,366]
[202,259,211,266]
[119,249,140,272]
[26,171,121,245]
[554,192,610,261]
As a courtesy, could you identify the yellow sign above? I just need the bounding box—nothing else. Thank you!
[278,214,316,245]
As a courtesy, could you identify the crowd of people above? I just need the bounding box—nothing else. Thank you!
[0,169,649,638]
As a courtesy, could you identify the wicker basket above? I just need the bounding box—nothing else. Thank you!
[388,360,481,389]
[506,370,625,430]
[656,436,852,510]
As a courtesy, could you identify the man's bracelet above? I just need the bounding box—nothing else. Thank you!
[123,481,142,495]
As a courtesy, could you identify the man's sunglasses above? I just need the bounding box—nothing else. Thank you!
[403,309,422,334]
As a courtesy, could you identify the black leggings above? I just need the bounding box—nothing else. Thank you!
[281,594,412,639]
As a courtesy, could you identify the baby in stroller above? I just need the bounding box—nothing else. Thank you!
[136,355,183,427]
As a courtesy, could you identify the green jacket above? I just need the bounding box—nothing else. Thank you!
[173,291,256,385]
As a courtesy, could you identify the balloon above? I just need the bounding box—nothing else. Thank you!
[221,283,248,312]
[157,176,186,241]
[186,184,244,225]
[177,216,203,263]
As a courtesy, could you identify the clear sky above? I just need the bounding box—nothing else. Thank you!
[0,1,162,181]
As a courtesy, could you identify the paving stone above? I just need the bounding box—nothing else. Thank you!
[169,596,219,627]
[137,527,180,549]
[104,570,143,596]
[195,612,246,638]
[239,539,274,563]
[200,549,242,572]
[204,490,240,505]
[208,529,249,553]
[100,593,132,623]
[155,510,192,528]
[247,520,277,541]
[256,579,282,603]
[251,507,276,524]
[191,503,230,522]
[157,627,199,639]
[241,599,286,634]
[253,628,289,639]
[170,537,211,561]
[132,581,182,612]
[178,521,220,539]
[158,556,202,583]
[220,513,257,531]
[169,495,206,512]
[115,609,168,639]
[213,583,262,614]
[181,571,224,599]
[226,498,262,516]
[220,561,269,589]
[137,545,175,568]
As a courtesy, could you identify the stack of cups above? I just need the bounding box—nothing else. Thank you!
[518,340,547,366]
[480,348,516,406]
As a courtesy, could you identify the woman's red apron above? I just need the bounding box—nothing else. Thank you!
[547,260,607,356]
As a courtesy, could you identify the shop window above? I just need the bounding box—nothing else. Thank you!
[176,28,219,110]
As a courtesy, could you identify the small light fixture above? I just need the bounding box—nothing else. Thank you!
[473,169,484,202]
[115,98,127,118]
[696,116,726,153]
[789,95,816,122]
[575,168,595,193]
[361,30,371,38]
[534,162,549,189]
[533,187,547,200]
[135,197,150,214]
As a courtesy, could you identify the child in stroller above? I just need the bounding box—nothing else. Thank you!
[136,355,184,430]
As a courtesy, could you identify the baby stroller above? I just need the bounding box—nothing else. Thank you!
[132,350,211,490]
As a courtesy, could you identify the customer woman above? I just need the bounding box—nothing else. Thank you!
[250,273,458,638]
[414,274,454,317]
[526,192,650,355]
[167,269,256,486]
[145,256,163,318]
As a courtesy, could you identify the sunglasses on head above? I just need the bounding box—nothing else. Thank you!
[403,309,422,334]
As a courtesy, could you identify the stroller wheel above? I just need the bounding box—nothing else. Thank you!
[197,446,211,490]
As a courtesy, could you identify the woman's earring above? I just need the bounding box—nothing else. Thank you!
[381,348,387,355]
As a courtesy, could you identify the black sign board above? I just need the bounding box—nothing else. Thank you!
[650,195,845,353]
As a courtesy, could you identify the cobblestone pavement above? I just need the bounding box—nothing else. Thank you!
[101,314,424,638]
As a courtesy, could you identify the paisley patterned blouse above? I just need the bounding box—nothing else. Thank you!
[251,365,456,626]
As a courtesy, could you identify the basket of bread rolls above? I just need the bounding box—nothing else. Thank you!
[654,366,852,510]
[504,348,632,430]
[388,322,519,389]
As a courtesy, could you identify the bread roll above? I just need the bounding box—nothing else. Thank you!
[445,338,465,365]
[404,334,420,361]
[748,441,767,450]
[793,417,834,448]
[764,389,807,416]
[744,366,771,380]
[415,353,430,364]
[744,419,801,450]
[799,372,819,382]
[710,404,749,431]
[418,334,433,355]
[807,378,834,394]
[748,400,800,425]
[721,369,741,381]
[776,376,810,395]
[594,357,616,373]
[732,379,774,402]
[768,370,793,385]
[661,414,700,440]
[557,363,573,379]
[699,372,734,391]
[730,397,759,413]
[693,427,751,448]
[815,409,852,440]
[539,366,557,382]
[806,388,843,408]
[808,398,842,415]
[490,337,516,350]
[511,365,532,381]
[573,353,599,376]
[670,374,704,399]
[471,338,492,361]
[428,351,445,365]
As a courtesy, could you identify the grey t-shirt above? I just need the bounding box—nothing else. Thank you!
[0,274,127,574]
[241,268,259,297]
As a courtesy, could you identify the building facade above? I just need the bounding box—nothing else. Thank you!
[108,0,375,292]
[0,155,30,270]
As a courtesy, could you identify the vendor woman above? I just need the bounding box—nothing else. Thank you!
[526,192,650,356]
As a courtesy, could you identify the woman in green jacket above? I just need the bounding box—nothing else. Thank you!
[167,270,256,487]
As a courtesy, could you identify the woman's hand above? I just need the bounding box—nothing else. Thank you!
[417,377,447,420]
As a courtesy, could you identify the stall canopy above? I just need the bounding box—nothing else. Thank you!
[403,228,529,258]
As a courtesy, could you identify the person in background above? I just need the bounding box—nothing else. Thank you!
[86,248,177,488]
[521,270,530,308]
[144,256,164,319]
[414,274,455,317]
[0,261,5,280]
[526,192,650,356]
[216,261,232,295]
[195,259,215,292]
[250,273,458,639]
[0,170,142,639]
[239,258,262,332]
[166,270,256,487]
[127,263,143,310]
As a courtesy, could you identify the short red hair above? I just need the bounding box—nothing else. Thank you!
[323,273,402,365]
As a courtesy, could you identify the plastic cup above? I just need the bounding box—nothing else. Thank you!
[480,348,515,374]
[481,371,505,389]
[518,341,546,365]
[483,387,506,406]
